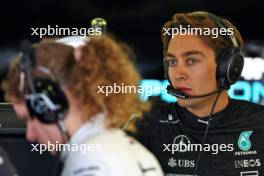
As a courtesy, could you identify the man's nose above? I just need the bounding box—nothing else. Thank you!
[171,64,188,81]
[26,121,37,142]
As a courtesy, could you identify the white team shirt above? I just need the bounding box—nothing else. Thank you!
[60,113,164,176]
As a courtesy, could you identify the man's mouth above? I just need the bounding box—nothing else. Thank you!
[177,87,192,93]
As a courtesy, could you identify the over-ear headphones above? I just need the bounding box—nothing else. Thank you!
[163,12,244,89]
[19,36,89,124]
[19,40,68,124]
[208,13,244,89]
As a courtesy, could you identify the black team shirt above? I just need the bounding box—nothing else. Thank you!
[134,98,264,176]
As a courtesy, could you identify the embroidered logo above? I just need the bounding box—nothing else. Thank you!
[238,131,253,151]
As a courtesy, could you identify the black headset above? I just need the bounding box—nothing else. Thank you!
[163,12,244,89]
[19,40,68,124]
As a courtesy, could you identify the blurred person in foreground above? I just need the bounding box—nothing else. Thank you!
[2,35,164,176]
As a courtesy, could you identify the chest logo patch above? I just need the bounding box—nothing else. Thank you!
[238,131,253,151]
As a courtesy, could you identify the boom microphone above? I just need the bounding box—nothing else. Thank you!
[166,85,223,99]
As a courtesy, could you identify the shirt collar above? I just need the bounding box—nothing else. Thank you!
[69,112,106,145]
[60,112,106,161]
[176,98,237,131]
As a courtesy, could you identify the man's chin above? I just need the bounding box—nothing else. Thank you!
[176,98,197,108]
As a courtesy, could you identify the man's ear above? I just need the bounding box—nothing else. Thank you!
[74,47,82,62]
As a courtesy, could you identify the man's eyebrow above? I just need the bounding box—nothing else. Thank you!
[181,50,205,57]
[166,50,205,59]
[166,52,176,59]
[18,114,29,121]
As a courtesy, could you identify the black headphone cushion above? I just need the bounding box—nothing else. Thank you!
[216,48,244,88]
[25,79,68,124]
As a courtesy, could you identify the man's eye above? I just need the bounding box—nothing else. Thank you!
[167,59,177,66]
[187,58,199,65]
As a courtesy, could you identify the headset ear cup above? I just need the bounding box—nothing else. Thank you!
[216,48,244,89]
[227,52,244,84]
[26,79,68,124]
[216,49,231,88]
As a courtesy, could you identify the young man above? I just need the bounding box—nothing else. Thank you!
[2,36,164,176]
[135,11,264,176]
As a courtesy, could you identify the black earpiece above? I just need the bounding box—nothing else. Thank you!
[19,40,68,124]
[208,13,244,89]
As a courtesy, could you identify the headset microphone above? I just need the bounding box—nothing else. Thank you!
[166,85,223,99]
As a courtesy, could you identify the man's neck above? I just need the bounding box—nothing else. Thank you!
[64,104,84,138]
[186,91,229,118]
